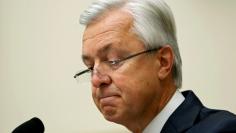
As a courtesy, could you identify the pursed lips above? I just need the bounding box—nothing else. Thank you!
[98,92,120,100]
[98,92,120,106]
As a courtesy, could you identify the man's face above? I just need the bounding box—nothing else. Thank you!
[82,10,163,125]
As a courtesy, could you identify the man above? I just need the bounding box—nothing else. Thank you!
[74,0,236,132]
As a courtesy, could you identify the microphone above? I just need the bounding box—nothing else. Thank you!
[12,117,45,133]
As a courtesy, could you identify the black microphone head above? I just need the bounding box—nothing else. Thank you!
[12,117,45,133]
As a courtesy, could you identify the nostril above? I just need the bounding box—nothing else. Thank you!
[99,83,109,89]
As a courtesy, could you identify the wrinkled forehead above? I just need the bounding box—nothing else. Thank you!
[82,9,134,42]
[81,9,145,57]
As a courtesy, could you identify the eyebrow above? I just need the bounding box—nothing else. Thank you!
[81,43,113,63]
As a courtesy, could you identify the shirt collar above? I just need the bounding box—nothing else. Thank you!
[143,90,185,133]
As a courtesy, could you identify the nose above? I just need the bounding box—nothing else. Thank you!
[91,69,112,88]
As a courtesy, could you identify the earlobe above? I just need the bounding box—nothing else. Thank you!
[157,46,174,80]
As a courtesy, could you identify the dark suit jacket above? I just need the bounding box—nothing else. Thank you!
[161,90,236,133]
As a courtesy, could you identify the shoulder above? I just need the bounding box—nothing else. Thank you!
[183,91,236,132]
[188,108,236,132]
[162,90,236,133]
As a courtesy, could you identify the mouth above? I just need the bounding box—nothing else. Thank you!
[98,91,120,100]
[99,94,120,99]
[99,95,120,107]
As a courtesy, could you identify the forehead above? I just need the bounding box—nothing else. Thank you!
[83,9,133,41]
[82,9,145,58]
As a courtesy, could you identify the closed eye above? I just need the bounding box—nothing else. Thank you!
[106,59,122,66]
[88,66,94,71]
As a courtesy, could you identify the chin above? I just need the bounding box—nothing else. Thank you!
[102,109,123,124]
[104,115,123,124]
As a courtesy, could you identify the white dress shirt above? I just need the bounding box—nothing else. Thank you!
[143,90,185,133]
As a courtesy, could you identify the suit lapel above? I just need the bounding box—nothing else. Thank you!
[161,91,203,133]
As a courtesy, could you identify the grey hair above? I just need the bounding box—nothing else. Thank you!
[79,0,182,89]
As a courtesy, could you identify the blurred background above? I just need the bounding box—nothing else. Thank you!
[1,0,236,132]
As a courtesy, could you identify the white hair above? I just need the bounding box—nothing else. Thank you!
[79,0,182,89]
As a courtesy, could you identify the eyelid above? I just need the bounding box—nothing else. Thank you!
[83,63,94,71]
[83,60,92,67]
[105,58,123,66]
[88,66,93,70]
[106,59,120,64]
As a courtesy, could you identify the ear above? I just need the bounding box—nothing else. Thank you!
[157,46,174,80]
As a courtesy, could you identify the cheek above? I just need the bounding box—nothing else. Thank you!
[114,73,152,103]
[113,68,160,105]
